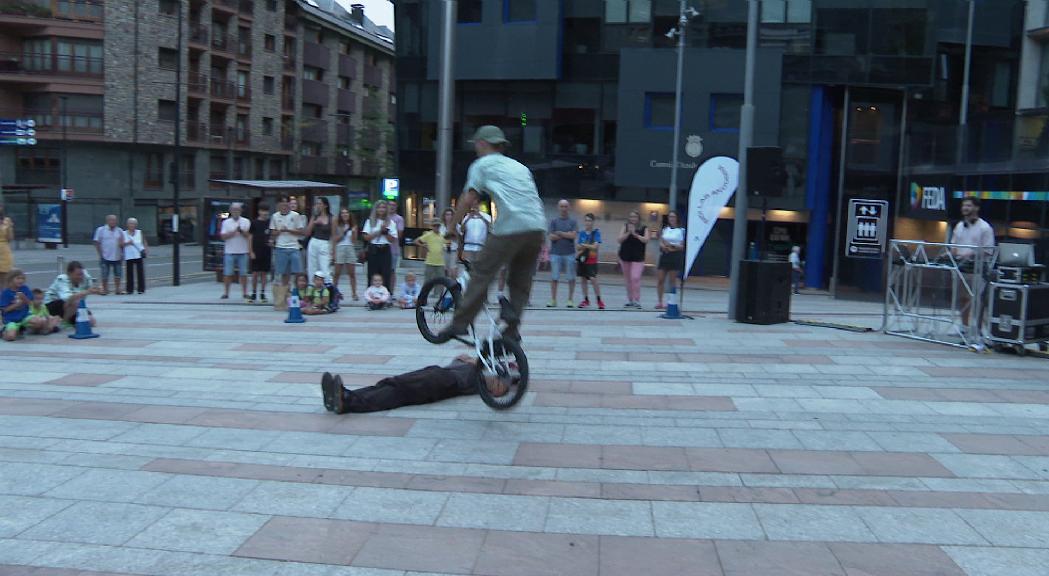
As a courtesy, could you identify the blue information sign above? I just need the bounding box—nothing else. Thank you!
[37,204,63,243]
[0,119,37,146]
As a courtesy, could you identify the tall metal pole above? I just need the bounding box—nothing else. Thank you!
[830,86,851,298]
[60,95,68,247]
[172,0,183,286]
[727,0,758,320]
[667,0,687,212]
[435,0,457,212]
[956,0,975,165]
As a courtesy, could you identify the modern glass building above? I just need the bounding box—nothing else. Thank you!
[394,0,1038,293]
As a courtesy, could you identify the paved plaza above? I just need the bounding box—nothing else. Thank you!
[1,265,1048,575]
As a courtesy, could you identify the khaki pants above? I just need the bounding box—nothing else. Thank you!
[452,230,544,332]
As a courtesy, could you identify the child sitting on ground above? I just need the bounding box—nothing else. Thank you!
[28,288,61,333]
[364,274,391,310]
[1,269,51,341]
[303,272,331,315]
[398,273,421,309]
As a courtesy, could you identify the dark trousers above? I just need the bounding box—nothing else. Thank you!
[367,244,393,291]
[342,365,471,413]
[452,230,544,332]
[126,258,145,293]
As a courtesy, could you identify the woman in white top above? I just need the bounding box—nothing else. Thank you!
[331,208,359,300]
[361,200,398,291]
[656,211,686,310]
[121,217,148,294]
[439,208,460,278]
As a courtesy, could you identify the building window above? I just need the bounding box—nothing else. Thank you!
[54,39,103,74]
[266,0,277,11]
[264,34,276,52]
[303,66,323,81]
[338,76,351,90]
[145,153,164,187]
[263,117,274,136]
[505,0,536,22]
[761,0,812,24]
[605,0,650,24]
[263,75,275,95]
[301,141,320,156]
[158,47,179,71]
[236,70,249,97]
[644,93,675,131]
[304,26,322,44]
[458,0,482,23]
[159,0,177,16]
[158,100,177,122]
[710,93,743,133]
[302,103,322,118]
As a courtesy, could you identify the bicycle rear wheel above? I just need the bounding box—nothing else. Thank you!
[416,277,461,343]
[477,338,529,410]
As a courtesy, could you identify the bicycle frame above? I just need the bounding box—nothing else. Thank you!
[453,264,507,376]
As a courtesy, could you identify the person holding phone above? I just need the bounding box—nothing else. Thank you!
[618,210,648,308]
[362,201,398,291]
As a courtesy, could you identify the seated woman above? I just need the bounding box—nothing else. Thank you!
[302,272,331,315]
[1,269,52,341]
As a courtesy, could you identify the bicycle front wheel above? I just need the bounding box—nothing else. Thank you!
[477,338,529,410]
[416,277,461,343]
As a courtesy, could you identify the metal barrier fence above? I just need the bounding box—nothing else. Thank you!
[883,240,998,349]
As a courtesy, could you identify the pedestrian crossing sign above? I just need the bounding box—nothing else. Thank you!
[846,199,889,259]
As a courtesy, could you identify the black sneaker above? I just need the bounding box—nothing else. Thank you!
[320,372,335,412]
[332,375,347,414]
[260,293,268,304]
[249,293,257,303]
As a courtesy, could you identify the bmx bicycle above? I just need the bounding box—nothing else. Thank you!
[415,262,529,410]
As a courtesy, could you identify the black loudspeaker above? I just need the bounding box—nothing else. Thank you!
[736,260,791,325]
[747,146,786,198]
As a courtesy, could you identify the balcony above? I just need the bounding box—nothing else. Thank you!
[298,156,327,174]
[187,122,207,143]
[334,158,353,176]
[211,32,236,55]
[336,89,355,113]
[283,56,296,73]
[209,78,236,101]
[284,13,297,31]
[236,37,252,59]
[335,125,353,146]
[187,72,208,97]
[301,78,328,106]
[363,64,382,87]
[300,119,328,143]
[0,51,103,78]
[238,0,254,16]
[20,108,103,136]
[302,41,330,69]
[338,54,356,79]
[0,0,104,22]
[235,83,251,102]
[281,92,294,111]
[190,23,208,47]
[234,127,250,146]
[280,135,293,150]
[213,0,237,13]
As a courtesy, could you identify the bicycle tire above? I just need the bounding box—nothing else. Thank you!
[416,277,461,344]
[477,338,529,410]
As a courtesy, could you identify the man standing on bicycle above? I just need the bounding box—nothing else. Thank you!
[435,125,546,343]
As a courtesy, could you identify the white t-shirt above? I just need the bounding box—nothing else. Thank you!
[270,211,303,250]
[951,218,995,259]
[123,229,144,260]
[336,224,355,246]
[662,227,685,247]
[363,219,398,246]
[789,251,801,269]
[439,224,459,252]
[221,216,251,254]
[462,216,488,251]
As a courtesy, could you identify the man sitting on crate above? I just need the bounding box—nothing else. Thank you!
[433,126,547,344]
[319,355,509,414]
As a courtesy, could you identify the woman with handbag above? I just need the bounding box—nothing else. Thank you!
[331,208,359,301]
[361,201,397,291]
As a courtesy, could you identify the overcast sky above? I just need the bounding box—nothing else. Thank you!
[335,0,394,30]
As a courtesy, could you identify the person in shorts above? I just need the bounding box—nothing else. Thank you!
[93,214,124,295]
[415,219,447,284]
[547,199,578,308]
[249,203,272,303]
[576,213,605,310]
[270,196,305,285]
[220,203,252,302]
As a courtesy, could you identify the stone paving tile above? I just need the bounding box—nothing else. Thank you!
[0,495,75,538]
[353,522,486,574]
[42,374,125,387]
[956,509,1049,548]
[125,508,271,554]
[716,540,844,576]
[945,546,1049,576]
[132,474,260,510]
[854,506,989,545]
[652,502,764,539]
[753,504,876,542]
[19,500,170,546]
[829,543,967,576]
[544,497,654,537]
[43,468,170,503]
[234,516,376,565]
[332,487,449,525]
[474,531,599,576]
[231,480,352,518]
[602,536,722,576]
[0,463,86,497]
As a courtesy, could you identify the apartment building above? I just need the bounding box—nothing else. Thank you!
[0,0,395,243]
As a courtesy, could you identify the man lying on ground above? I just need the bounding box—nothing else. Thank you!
[320,354,508,414]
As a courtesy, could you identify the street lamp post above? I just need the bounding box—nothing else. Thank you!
[60,95,68,247]
[666,1,699,213]
[435,0,457,213]
[727,0,759,320]
[172,0,183,286]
